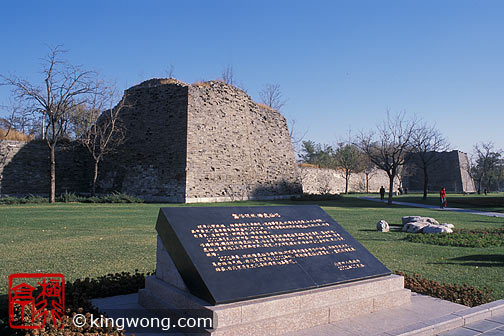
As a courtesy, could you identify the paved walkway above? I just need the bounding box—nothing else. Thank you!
[359,197,504,218]
[92,293,504,335]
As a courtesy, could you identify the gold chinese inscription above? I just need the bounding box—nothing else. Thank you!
[191,214,365,273]
[231,212,281,219]
[334,259,365,271]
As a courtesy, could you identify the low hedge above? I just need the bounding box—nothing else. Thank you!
[0,192,144,205]
[396,271,494,307]
[404,228,504,248]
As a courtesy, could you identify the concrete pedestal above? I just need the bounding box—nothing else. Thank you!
[139,274,411,335]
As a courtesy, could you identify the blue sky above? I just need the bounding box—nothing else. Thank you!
[0,0,503,153]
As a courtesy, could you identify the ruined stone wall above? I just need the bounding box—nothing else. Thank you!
[97,79,188,202]
[457,151,476,192]
[0,140,91,196]
[97,79,301,202]
[300,166,399,194]
[0,79,302,202]
[403,150,475,193]
[185,81,302,202]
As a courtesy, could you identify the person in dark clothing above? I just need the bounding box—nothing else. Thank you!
[379,186,385,200]
[440,187,447,209]
[404,187,408,194]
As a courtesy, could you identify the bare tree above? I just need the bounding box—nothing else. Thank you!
[410,122,450,199]
[362,158,377,193]
[334,142,366,194]
[72,84,128,196]
[221,64,235,86]
[0,99,36,137]
[259,83,301,155]
[165,64,175,79]
[357,112,418,204]
[471,142,502,193]
[288,118,308,159]
[1,46,95,202]
[259,83,286,111]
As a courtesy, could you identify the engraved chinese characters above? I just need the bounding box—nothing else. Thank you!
[192,217,357,272]
[156,206,391,305]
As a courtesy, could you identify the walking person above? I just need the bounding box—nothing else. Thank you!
[440,187,447,209]
[379,186,385,200]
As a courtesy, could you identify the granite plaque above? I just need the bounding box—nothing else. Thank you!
[156,205,391,305]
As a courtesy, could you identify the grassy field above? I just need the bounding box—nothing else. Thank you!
[356,192,504,213]
[1,197,503,300]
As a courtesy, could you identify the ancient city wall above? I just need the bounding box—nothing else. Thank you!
[403,150,475,193]
[97,79,189,202]
[0,79,475,200]
[457,151,476,192]
[300,166,400,194]
[0,79,302,201]
[185,81,302,202]
[0,140,91,196]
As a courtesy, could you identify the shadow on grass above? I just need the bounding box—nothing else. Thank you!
[359,228,403,232]
[431,254,504,268]
[470,220,504,224]
[451,254,504,263]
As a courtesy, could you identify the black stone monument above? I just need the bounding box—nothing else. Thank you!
[156,205,390,305]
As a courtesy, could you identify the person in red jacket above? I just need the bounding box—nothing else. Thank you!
[440,187,447,209]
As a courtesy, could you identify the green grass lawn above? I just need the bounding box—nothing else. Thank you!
[1,197,503,300]
[354,192,504,213]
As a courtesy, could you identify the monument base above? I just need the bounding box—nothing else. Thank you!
[139,274,411,335]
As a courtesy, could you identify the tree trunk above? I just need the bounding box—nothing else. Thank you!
[92,159,100,197]
[345,171,350,194]
[388,174,394,205]
[49,146,56,203]
[423,166,428,200]
[365,173,369,193]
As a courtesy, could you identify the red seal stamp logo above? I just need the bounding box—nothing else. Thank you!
[8,273,65,330]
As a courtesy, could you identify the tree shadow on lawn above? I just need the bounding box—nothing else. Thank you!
[430,254,504,268]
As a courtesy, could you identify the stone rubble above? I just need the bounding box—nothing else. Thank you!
[401,216,454,234]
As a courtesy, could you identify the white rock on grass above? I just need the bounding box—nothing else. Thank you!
[376,220,389,232]
[441,223,455,229]
[401,216,455,234]
[402,216,439,225]
[402,221,430,233]
[422,225,453,234]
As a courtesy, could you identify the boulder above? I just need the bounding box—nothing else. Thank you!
[376,220,389,232]
[402,216,439,225]
[422,225,453,234]
[402,221,430,233]
[401,216,455,234]
[402,216,421,224]
[441,223,455,229]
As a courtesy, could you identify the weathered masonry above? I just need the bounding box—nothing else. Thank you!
[97,79,303,202]
[402,150,475,193]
